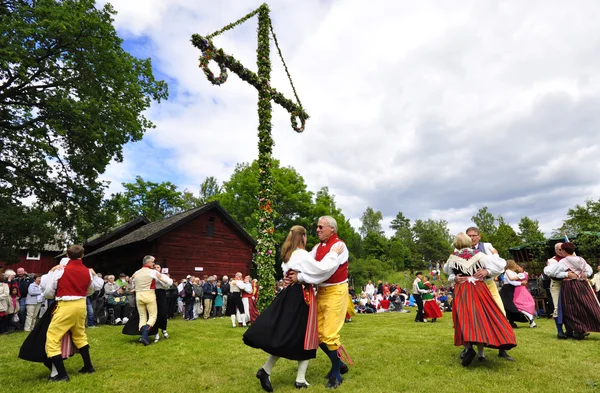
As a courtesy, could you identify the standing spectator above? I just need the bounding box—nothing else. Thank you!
[24,275,43,331]
[193,277,203,319]
[116,273,128,288]
[377,280,383,295]
[103,275,119,298]
[166,277,179,319]
[214,281,224,317]
[365,280,375,299]
[9,286,21,331]
[16,267,33,326]
[0,275,11,334]
[183,275,195,321]
[203,276,216,319]
[221,275,230,312]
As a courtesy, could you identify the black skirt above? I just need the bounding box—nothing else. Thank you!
[499,284,528,323]
[19,302,56,363]
[243,284,316,361]
[155,289,168,330]
[122,294,163,336]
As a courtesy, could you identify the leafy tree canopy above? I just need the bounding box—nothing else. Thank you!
[0,0,168,259]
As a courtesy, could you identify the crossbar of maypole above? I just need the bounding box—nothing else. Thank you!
[191,3,308,310]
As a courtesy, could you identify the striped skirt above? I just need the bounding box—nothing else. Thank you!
[453,281,517,350]
[559,279,600,334]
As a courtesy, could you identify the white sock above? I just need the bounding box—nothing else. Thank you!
[522,311,534,322]
[50,364,58,377]
[477,344,485,357]
[231,315,236,326]
[262,355,279,375]
[296,360,309,384]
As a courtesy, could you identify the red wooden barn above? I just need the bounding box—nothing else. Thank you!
[84,201,256,280]
[0,242,63,275]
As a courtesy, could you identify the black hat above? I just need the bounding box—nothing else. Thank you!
[119,273,126,277]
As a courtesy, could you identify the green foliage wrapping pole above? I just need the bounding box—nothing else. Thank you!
[191,3,308,310]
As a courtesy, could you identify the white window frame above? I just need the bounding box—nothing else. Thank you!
[26,251,41,260]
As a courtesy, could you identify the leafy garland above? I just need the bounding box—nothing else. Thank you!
[191,3,308,310]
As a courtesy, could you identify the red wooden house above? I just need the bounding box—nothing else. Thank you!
[84,201,256,280]
[0,242,63,275]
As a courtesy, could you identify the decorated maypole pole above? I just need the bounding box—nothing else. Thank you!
[191,3,308,310]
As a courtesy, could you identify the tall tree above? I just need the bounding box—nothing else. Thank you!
[198,176,223,205]
[518,216,546,244]
[311,187,360,258]
[471,207,498,241]
[389,211,418,269]
[564,199,600,232]
[216,160,313,248]
[0,0,168,260]
[359,207,383,237]
[110,176,186,222]
[412,219,453,265]
[491,216,522,258]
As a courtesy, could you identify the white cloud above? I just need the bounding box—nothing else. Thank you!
[99,0,600,236]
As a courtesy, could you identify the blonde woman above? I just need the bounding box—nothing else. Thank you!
[244,225,343,392]
[444,233,517,366]
[500,260,536,328]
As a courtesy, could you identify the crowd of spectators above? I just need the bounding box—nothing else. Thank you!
[350,279,453,316]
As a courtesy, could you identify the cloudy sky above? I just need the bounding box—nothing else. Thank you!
[97,0,600,236]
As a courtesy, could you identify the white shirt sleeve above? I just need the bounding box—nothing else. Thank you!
[503,270,522,286]
[544,261,569,279]
[41,269,64,299]
[88,273,104,296]
[480,254,506,277]
[235,280,246,290]
[243,282,252,294]
[293,249,342,285]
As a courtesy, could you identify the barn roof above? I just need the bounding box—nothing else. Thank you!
[85,216,150,247]
[85,201,256,257]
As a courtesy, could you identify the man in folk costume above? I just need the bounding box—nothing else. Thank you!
[44,245,104,382]
[412,272,428,322]
[544,242,600,339]
[226,272,248,327]
[131,255,173,345]
[547,243,568,338]
[292,216,351,389]
[461,226,514,361]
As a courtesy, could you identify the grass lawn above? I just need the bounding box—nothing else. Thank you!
[1,309,599,393]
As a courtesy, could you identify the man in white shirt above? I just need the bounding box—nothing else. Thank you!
[412,273,428,322]
[365,280,375,299]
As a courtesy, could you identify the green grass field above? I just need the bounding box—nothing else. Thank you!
[1,310,599,393]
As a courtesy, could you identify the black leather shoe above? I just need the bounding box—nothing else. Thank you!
[295,382,309,389]
[340,363,349,375]
[256,368,273,392]
[573,331,586,340]
[49,375,70,382]
[325,363,349,379]
[510,322,518,328]
[326,376,342,389]
[498,350,514,361]
[78,366,96,374]
[557,331,568,339]
[459,348,467,360]
[140,337,150,346]
[461,348,476,366]
[478,356,486,362]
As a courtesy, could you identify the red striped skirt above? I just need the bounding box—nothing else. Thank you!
[453,281,517,350]
[423,300,442,319]
[560,279,600,333]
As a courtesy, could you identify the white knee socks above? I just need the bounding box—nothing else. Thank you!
[296,360,309,384]
[263,355,279,375]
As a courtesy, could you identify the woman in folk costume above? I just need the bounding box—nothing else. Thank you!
[422,278,442,322]
[443,233,517,366]
[500,260,537,328]
[544,242,600,339]
[243,225,343,392]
